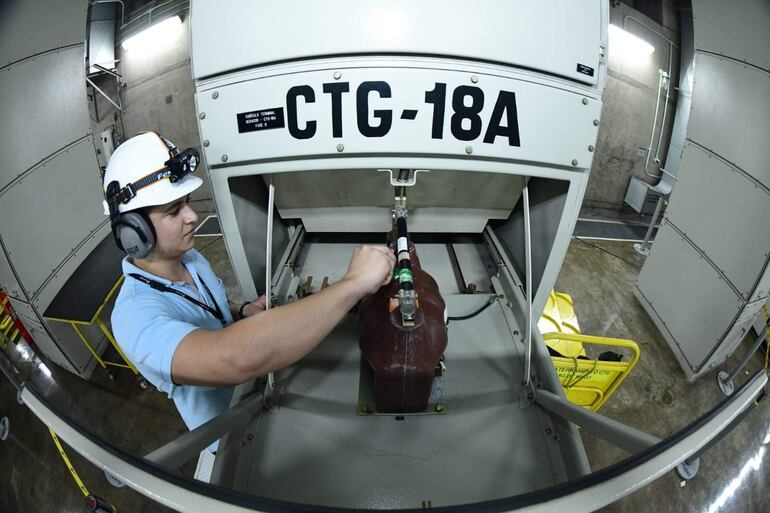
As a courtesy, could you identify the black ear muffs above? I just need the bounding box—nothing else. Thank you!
[116,210,156,259]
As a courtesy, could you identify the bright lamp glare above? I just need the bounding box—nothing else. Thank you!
[608,24,655,60]
[38,362,52,378]
[121,16,182,52]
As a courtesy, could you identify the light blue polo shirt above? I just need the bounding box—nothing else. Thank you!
[111,249,235,451]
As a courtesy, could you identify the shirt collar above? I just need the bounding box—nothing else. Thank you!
[122,251,196,287]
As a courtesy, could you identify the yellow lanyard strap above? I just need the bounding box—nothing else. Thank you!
[49,427,90,497]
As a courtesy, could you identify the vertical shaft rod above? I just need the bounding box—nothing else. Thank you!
[523,184,533,386]
[266,182,275,390]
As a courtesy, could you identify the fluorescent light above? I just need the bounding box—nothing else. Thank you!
[15,342,31,360]
[121,16,182,52]
[38,362,52,378]
[608,24,654,60]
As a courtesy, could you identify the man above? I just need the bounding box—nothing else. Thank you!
[104,132,394,448]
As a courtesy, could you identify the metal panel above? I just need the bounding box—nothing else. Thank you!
[6,297,79,374]
[692,0,770,71]
[191,0,604,86]
[0,238,26,301]
[32,221,112,313]
[0,44,90,189]
[88,20,115,73]
[197,60,601,171]
[0,138,106,302]
[664,144,770,299]
[0,0,87,69]
[226,300,565,507]
[636,221,744,373]
[687,52,770,189]
[491,175,583,317]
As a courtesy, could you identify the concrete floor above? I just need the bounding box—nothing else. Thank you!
[1,233,768,512]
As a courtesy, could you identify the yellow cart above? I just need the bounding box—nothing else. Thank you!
[540,291,640,412]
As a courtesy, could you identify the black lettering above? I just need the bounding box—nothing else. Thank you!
[356,81,392,137]
[450,86,484,141]
[483,91,521,146]
[424,83,446,139]
[286,85,316,139]
[322,82,350,138]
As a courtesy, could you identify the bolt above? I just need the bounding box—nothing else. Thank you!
[465,146,473,154]
[333,71,342,80]
[247,433,254,441]
[336,143,345,152]
[471,75,478,83]
[582,98,589,105]
[199,112,206,119]
[203,139,210,147]
[572,159,578,166]
[212,91,219,99]
[434,403,445,412]
[221,154,228,162]
[359,404,370,414]
[545,428,553,435]
[588,145,595,152]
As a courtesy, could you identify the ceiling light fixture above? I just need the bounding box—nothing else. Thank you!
[608,24,655,60]
[121,15,182,52]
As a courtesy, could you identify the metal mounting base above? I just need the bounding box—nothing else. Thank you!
[633,242,651,256]
[676,457,700,480]
[717,371,735,396]
[104,470,126,488]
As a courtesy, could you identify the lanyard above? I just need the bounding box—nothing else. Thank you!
[128,272,227,326]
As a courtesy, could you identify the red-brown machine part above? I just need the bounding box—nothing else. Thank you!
[358,243,448,413]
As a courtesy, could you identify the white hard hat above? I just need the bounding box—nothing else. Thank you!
[102,132,202,215]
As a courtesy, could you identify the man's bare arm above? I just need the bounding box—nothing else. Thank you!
[171,245,394,386]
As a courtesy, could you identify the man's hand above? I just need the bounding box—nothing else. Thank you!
[343,245,396,297]
[242,295,267,318]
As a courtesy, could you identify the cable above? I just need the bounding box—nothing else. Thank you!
[574,237,642,270]
[447,296,497,322]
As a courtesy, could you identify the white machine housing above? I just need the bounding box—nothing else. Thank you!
[191,0,607,508]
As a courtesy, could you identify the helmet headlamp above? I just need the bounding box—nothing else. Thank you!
[107,147,200,205]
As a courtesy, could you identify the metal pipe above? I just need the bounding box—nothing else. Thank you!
[93,63,122,78]
[633,195,665,256]
[536,389,660,454]
[86,77,122,112]
[624,15,678,182]
[654,72,671,164]
[17,370,768,513]
[266,182,275,391]
[523,183,533,386]
[717,322,769,396]
[623,15,680,49]
[144,391,264,469]
[644,71,664,175]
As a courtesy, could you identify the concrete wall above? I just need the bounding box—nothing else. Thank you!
[90,13,214,214]
[584,0,680,210]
